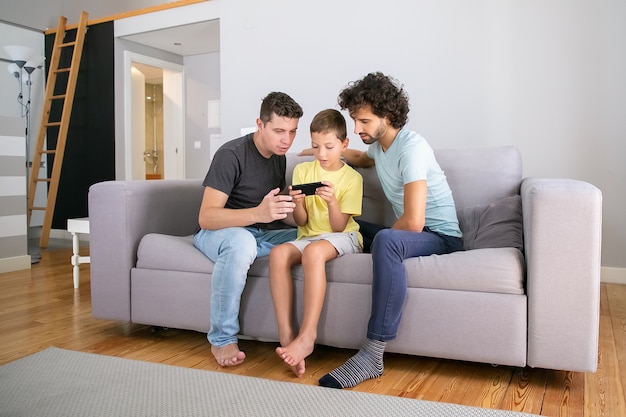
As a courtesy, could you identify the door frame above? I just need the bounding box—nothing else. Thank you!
[123,51,185,180]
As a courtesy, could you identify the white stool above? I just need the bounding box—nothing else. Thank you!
[67,217,90,288]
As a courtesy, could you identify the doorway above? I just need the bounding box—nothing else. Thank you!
[123,51,185,180]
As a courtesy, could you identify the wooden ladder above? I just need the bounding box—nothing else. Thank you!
[27,11,88,248]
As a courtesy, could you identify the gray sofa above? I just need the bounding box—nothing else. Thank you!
[88,146,602,372]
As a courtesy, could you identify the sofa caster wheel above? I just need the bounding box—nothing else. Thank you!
[150,326,169,333]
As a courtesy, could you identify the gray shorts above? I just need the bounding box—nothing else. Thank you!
[287,231,362,256]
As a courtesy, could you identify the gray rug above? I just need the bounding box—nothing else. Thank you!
[0,347,540,417]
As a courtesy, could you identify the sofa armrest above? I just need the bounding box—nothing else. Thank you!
[521,177,602,372]
[88,179,204,321]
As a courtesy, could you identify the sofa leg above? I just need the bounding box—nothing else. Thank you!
[490,364,525,376]
[150,326,169,333]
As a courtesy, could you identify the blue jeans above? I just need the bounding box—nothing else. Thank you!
[193,226,297,347]
[363,224,463,341]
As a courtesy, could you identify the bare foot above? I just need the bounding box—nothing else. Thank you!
[276,335,315,376]
[211,343,245,367]
[276,346,306,377]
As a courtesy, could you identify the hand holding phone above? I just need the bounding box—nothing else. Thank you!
[291,182,324,196]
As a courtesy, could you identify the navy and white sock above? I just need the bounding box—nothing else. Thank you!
[319,338,386,389]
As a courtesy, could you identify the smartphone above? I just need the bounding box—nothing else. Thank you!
[291,182,324,196]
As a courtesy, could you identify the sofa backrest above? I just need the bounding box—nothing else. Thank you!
[286,146,522,227]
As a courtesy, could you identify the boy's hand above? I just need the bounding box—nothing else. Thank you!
[315,181,336,205]
[288,186,307,203]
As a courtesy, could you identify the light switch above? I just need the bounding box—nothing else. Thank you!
[194,141,201,149]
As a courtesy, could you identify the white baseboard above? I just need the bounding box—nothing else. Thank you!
[49,228,73,240]
[0,255,31,273]
[601,267,626,285]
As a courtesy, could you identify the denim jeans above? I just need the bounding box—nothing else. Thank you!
[193,226,297,347]
[361,224,463,341]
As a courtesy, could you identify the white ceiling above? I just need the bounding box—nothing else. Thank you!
[123,19,220,83]
[121,19,220,57]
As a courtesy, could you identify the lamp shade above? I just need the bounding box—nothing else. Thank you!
[24,55,45,74]
[3,45,35,67]
[7,63,20,78]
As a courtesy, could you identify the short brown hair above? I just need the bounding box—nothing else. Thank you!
[259,92,303,124]
[309,109,347,141]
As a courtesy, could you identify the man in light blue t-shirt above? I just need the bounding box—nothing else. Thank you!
[319,72,463,390]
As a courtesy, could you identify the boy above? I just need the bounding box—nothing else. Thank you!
[269,109,363,377]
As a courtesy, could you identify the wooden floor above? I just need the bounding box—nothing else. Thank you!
[1,242,625,416]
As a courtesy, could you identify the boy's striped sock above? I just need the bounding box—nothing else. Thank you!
[318,338,386,389]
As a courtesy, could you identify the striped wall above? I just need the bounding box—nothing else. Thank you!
[0,116,30,272]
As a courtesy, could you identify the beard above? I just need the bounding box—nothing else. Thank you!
[361,120,388,145]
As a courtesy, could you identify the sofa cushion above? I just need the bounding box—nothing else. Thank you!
[137,233,525,296]
[136,234,214,273]
[436,146,522,208]
[403,248,525,295]
[458,195,523,251]
[253,249,524,295]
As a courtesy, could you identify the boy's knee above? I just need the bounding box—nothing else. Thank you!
[269,243,289,262]
[300,248,317,265]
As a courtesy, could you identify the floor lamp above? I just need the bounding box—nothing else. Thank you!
[4,45,45,264]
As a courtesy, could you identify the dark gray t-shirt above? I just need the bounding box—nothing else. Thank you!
[202,134,288,229]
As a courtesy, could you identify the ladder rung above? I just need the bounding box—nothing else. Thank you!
[30,10,88,249]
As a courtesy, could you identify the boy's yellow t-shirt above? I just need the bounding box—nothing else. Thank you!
[292,160,363,247]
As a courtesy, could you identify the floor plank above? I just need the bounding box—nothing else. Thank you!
[0,242,624,416]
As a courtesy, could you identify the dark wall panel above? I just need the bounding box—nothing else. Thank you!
[45,21,115,229]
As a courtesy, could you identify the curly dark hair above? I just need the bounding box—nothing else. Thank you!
[259,92,304,124]
[338,72,409,129]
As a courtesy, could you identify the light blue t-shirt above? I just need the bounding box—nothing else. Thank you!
[366,129,461,238]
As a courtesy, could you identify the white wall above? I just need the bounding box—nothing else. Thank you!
[115,0,626,273]
[0,23,45,123]
[0,116,31,272]
[3,0,625,273]
[184,52,221,179]
[0,22,47,228]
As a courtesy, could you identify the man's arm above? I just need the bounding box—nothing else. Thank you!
[298,148,375,168]
[342,149,375,168]
[198,186,296,230]
[392,180,427,232]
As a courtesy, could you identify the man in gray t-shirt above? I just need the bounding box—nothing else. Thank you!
[203,133,291,230]
[194,92,303,367]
